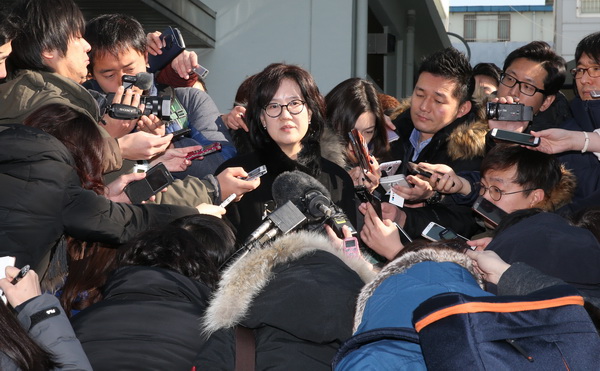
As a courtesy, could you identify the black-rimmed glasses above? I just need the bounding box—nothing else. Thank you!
[263,99,306,118]
[500,73,546,96]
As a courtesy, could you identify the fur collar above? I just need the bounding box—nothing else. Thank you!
[353,248,483,332]
[202,230,375,336]
[447,120,488,161]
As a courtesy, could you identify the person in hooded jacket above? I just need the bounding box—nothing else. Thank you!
[334,241,491,370]
[70,214,236,371]
[194,229,376,370]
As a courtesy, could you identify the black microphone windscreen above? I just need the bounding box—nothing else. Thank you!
[272,170,331,208]
[135,72,154,90]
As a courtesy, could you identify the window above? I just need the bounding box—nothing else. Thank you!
[497,14,510,41]
[580,0,600,14]
[464,14,476,41]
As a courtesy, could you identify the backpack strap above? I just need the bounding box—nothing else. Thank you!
[235,325,255,371]
[156,84,189,131]
[331,327,419,368]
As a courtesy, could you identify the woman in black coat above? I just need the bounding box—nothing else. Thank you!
[215,63,357,242]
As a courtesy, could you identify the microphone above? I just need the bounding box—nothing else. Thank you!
[272,171,357,237]
[242,200,307,247]
[122,72,154,90]
[272,171,334,221]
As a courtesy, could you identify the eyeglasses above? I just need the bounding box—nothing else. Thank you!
[477,182,536,202]
[263,99,306,118]
[570,66,600,79]
[499,73,546,96]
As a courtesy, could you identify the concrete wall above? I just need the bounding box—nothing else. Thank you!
[555,0,600,61]
[193,0,354,112]
[448,7,553,67]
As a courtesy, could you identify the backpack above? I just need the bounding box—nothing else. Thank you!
[333,285,600,370]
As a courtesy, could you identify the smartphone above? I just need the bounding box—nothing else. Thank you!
[185,143,222,161]
[394,222,413,245]
[472,195,508,228]
[380,174,413,193]
[193,65,209,79]
[167,128,191,140]
[148,26,186,73]
[421,222,468,242]
[124,162,174,203]
[243,165,267,181]
[348,129,375,174]
[219,193,236,208]
[407,162,432,178]
[490,128,540,147]
[343,237,360,258]
[590,91,600,98]
[355,185,382,219]
[379,160,402,176]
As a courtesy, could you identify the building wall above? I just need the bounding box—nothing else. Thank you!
[194,0,354,112]
[555,0,600,61]
[448,6,553,67]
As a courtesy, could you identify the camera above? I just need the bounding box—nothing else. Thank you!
[486,102,533,122]
[106,96,171,121]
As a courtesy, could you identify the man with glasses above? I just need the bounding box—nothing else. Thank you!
[490,41,568,134]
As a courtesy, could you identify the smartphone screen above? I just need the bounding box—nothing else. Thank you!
[472,196,508,228]
[490,128,540,147]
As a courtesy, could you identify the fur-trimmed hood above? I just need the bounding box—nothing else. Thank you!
[353,248,485,332]
[202,230,376,337]
[447,120,488,161]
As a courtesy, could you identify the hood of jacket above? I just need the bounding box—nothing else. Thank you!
[0,69,100,124]
[353,247,487,333]
[202,230,375,337]
[102,266,211,306]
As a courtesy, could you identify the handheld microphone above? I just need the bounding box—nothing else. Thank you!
[122,72,154,91]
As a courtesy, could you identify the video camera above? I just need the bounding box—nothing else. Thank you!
[104,73,171,121]
[486,102,533,122]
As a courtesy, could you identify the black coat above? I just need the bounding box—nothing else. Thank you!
[71,266,212,371]
[0,124,197,268]
[195,231,374,370]
[488,212,600,298]
[215,141,357,242]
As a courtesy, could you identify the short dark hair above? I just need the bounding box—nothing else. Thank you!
[325,77,390,160]
[0,6,19,45]
[417,47,474,104]
[473,62,502,85]
[170,214,237,269]
[575,32,600,66]
[246,63,325,152]
[502,41,566,96]
[118,224,223,288]
[481,144,562,198]
[7,0,85,73]
[85,14,147,73]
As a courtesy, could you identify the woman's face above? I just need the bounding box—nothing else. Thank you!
[354,111,376,145]
[261,78,311,158]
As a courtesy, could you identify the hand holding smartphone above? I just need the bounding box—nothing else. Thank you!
[243,165,267,181]
[124,162,174,203]
[148,26,186,73]
[348,129,375,174]
[355,185,382,219]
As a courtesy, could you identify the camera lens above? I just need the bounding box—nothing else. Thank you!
[486,102,498,120]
